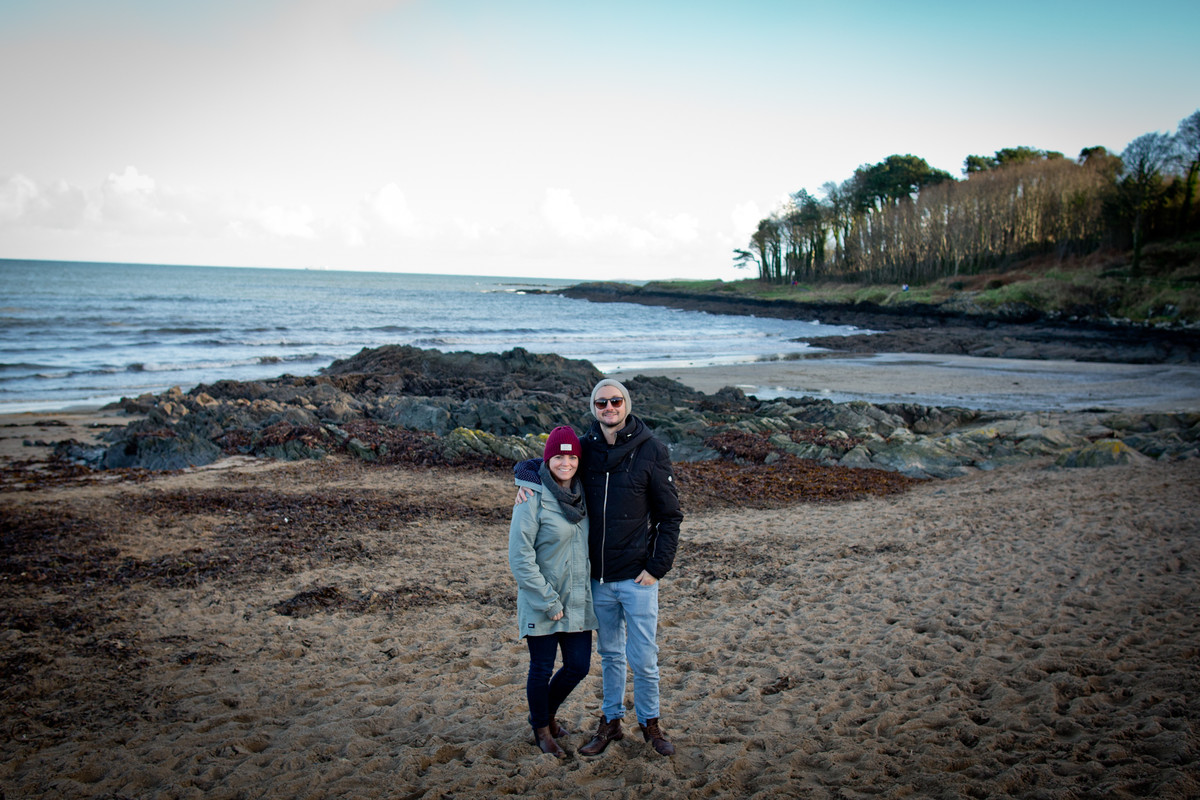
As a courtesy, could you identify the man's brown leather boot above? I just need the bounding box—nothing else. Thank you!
[578,716,623,756]
[639,718,675,756]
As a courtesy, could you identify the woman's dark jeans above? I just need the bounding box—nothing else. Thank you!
[525,630,592,730]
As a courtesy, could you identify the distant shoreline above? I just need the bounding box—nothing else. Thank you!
[557,282,1200,365]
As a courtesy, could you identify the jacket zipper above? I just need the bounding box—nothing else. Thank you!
[599,471,610,582]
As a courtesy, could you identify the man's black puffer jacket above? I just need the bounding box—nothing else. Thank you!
[580,414,682,583]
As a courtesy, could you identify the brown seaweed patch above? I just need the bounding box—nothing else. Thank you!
[0,460,157,492]
[0,502,121,587]
[674,456,920,511]
[273,582,477,617]
[2,485,509,593]
[120,486,509,529]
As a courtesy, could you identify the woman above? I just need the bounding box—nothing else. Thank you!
[508,425,597,758]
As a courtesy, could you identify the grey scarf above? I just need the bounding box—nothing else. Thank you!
[538,461,586,525]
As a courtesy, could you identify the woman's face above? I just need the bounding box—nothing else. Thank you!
[548,454,578,486]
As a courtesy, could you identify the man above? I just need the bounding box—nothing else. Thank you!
[516,378,683,757]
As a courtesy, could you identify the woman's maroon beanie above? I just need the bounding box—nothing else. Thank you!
[543,425,581,461]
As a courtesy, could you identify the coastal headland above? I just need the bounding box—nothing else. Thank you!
[2,290,1198,798]
[557,280,1200,364]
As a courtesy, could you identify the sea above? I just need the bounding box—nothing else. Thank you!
[0,259,862,414]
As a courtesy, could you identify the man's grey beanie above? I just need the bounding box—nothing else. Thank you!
[590,378,632,419]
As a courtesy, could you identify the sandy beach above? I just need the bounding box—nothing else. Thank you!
[2,360,1199,799]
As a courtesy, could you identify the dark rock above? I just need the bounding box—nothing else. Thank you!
[318,399,360,424]
[383,397,454,435]
[346,438,377,461]
[1055,440,1151,468]
[262,406,320,429]
[52,439,108,466]
[102,430,222,471]
[192,380,273,402]
[323,345,603,398]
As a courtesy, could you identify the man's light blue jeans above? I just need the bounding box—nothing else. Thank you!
[591,578,660,725]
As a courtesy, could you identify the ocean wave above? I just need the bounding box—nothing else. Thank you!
[120,353,327,374]
[9,353,328,382]
[0,368,73,384]
[0,361,58,372]
[132,294,205,303]
[140,327,225,335]
[356,325,420,334]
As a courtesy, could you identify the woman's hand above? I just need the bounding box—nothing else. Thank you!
[514,486,533,505]
[549,609,564,621]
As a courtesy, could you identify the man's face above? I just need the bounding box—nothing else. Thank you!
[593,387,628,430]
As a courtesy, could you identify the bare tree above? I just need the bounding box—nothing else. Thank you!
[1175,110,1200,231]
[1121,132,1177,273]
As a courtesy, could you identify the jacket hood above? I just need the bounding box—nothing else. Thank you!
[514,456,544,486]
[585,414,654,469]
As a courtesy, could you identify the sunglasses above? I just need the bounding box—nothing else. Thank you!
[594,396,625,408]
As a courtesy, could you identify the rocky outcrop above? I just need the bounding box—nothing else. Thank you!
[76,348,600,471]
[51,346,1199,477]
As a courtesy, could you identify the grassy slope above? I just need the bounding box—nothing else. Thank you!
[658,236,1200,326]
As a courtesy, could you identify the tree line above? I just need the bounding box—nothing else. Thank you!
[735,110,1200,284]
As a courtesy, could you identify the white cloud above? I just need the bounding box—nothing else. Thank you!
[98,165,196,232]
[540,188,588,239]
[106,165,155,195]
[540,188,673,252]
[0,168,332,244]
[369,183,420,236]
[0,173,94,229]
[0,174,41,222]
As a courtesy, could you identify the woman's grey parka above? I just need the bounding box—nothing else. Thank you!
[508,472,597,639]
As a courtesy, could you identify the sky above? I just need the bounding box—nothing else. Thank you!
[1,0,1197,282]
